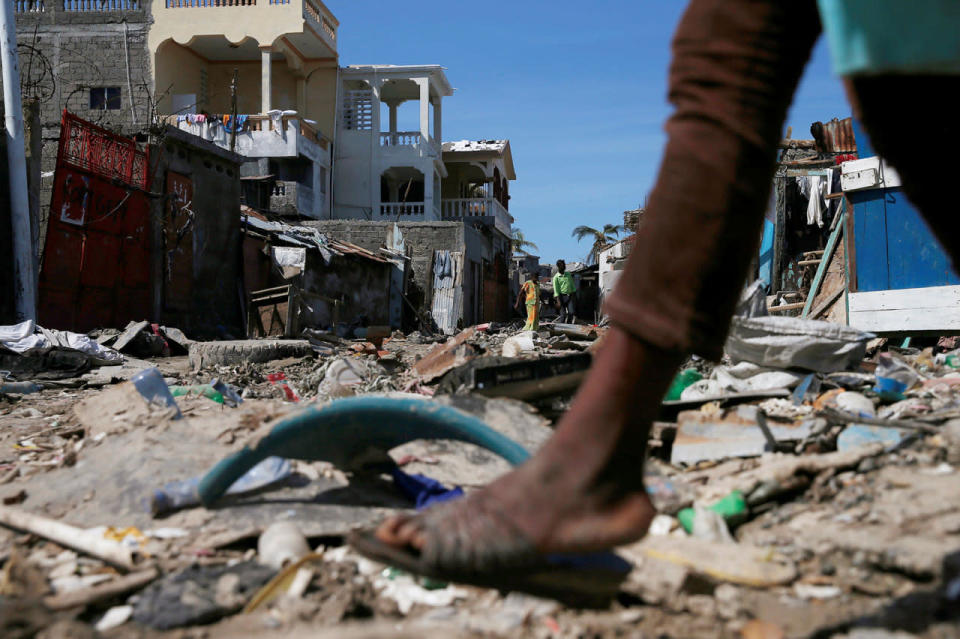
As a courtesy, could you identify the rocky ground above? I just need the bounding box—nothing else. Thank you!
[0,321,959,638]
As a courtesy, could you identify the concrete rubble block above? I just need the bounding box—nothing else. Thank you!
[620,555,691,606]
[671,404,818,465]
[188,340,314,370]
[501,333,536,358]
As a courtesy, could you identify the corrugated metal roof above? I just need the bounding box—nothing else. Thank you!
[811,117,856,153]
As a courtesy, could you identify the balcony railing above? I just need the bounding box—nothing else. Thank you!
[379,202,425,218]
[380,131,421,147]
[62,0,141,10]
[441,197,513,236]
[14,0,45,11]
[167,113,329,160]
[303,0,337,42]
[164,0,254,7]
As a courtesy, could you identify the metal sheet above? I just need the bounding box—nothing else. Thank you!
[38,112,152,331]
[811,117,856,153]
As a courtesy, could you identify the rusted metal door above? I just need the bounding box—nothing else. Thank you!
[163,171,194,314]
[38,111,152,331]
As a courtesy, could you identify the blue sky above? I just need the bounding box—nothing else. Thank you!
[327,1,851,263]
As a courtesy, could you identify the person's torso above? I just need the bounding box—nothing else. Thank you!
[555,273,575,294]
[523,281,539,303]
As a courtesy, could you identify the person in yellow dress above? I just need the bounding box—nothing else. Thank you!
[515,271,540,331]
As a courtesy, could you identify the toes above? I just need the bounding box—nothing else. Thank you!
[375,514,414,545]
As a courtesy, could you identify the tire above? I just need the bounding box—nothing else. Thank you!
[188,339,314,370]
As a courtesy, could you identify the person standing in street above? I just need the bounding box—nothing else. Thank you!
[516,271,541,331]
[552,260,577,324]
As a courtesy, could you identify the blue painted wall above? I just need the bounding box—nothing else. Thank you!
[850,121,959,292]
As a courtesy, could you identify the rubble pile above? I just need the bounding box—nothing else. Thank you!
[1,316,959,638]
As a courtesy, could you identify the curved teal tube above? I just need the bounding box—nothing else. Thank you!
[197,396,531,507]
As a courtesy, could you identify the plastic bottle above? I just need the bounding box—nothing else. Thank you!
[169,384,225,404]
[873,353,921,400]
[677,490,748,534]
[0,381,42,395]
[131,368,182,419]
[664,368,703,401]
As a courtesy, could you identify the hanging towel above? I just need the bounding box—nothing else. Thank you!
[806,175,826,227]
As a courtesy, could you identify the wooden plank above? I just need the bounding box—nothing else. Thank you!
[848,285,960,311]
[768,302,806,313]
[801,211,845,318]
[810,288,843,319]
[848,285,960,333]
[845,199,857,293]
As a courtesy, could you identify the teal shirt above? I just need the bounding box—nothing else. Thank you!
[553,272,576,295]
[818,0,960,75]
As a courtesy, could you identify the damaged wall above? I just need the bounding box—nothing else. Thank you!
[304,220,465,309]
[298,252,392,328]
[150,126,243,338]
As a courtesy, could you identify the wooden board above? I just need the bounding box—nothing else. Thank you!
[848,285,960,333]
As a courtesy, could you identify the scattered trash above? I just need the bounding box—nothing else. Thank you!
[94,604,134,632]
[3,313,960,636]
[258,521,311,570]
[874,352,922,400]
[132,562,275,629]
[267,372,300,402]
[677,490,747,535]
[150,456,293,516]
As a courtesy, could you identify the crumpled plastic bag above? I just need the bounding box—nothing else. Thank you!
[725,316,873,373]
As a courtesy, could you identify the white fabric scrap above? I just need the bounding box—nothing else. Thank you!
[271,246,307,270]
[805,175,827,227]
[0,320,123,364]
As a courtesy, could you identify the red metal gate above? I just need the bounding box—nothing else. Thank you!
[38,111,152,331]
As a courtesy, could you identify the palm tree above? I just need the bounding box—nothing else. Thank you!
[511,229,539,256]
[571,223,626,263]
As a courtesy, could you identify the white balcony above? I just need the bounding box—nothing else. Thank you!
[379,202,425,219]
[168,114,329,164]
[378,131,441,159]
[441,197,513,236]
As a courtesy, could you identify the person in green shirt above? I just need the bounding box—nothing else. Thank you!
[551,260,577,324]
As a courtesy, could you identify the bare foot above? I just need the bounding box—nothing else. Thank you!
[373,328,683,570]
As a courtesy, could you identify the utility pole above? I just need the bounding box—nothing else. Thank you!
[229,68,238,153]
[1,0,37,321]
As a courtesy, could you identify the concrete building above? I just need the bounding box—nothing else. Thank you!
[332,65,452,223]
[5,0,152,239]
[151,0,339,219]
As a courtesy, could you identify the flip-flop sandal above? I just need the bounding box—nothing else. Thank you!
[349,528,632,608]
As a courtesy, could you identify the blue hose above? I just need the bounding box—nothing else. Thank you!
[197,396,531,507]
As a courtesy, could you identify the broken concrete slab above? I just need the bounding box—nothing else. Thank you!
[671,405,818,465]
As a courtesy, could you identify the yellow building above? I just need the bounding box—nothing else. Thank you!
[149,0,339,218]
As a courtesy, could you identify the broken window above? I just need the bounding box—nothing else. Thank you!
[342,90,373,130]
[90,87,121,111]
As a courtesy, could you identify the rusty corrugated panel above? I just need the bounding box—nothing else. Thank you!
[811,117,856,153]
